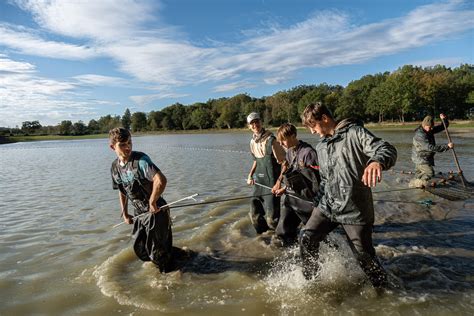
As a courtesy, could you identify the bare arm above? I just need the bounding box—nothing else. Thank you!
[272,139,286,164]
[247,160,257,185]
[119,191,133,224]
[272,160,288,195]
[149,170,167,213]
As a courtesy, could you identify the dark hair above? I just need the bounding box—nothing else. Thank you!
[109,127,131,145]
[277,123,297,142]
[301,102,333,127]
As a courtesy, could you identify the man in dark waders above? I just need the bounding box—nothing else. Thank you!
[109,127,174,273]
[246,112,286,234]
[272,123,321,247]
[300,103,397,289]
[411,113,453,186]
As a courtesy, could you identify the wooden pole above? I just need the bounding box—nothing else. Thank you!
[441,119,466,188]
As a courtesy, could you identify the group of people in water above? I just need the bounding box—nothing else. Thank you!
[108,102,453,289]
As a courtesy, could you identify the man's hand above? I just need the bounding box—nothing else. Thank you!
[440,113,447,120]
[273,187,286,197]
[271,181,281,194]
[448,142,454,149]
[123,213,134,225]
[247,176,255,185]
[362,161,383,187]
[149,200,161,213]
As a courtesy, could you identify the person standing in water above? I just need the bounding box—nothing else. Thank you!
[109,127,174,272]
[411,113,453,185]
[271,123,321,247]
[300,102,397,289]
[246,112,286,234]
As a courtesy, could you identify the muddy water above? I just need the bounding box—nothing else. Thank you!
[0,130,473,315]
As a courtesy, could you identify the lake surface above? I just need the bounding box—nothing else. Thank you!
[1,130,473,315]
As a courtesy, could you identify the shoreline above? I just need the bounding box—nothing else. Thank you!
[1,120,473,144]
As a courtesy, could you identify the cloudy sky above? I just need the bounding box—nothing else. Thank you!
[0,0,473,127]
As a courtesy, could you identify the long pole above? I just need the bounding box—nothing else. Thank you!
[253,181,312,204]
[441,119,466,187]
[112,193,199,228]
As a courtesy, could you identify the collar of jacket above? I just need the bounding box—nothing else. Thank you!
[253,128,271,143]
[322,118,363,144]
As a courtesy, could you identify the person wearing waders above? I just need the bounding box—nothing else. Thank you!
[411,114,453,185]
[246,112,286,234]
[271,123,321,247]
[109,127,173,273]
[300,102,397,289]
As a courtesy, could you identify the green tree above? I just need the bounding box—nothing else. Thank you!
[190,103,212,130]
[58,120,73,135]
[87,119,100,134]
[72,121,87,135]
[21,120,42,135]
[131,112,147,132]
[265,92,291,125]
[122,108,131,130]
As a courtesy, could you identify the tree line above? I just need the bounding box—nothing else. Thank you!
[2,64,473,136]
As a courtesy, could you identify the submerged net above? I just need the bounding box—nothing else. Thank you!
[407,172,473,201]
[422,174,473,201]
[424,185,473,201]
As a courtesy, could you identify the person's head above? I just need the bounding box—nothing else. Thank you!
[109,127,132,162]
[247,112,263,135]
[277,123,298,149]
[422,115,434,132]
[301,102,336,137]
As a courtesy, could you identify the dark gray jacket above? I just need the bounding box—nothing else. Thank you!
[411,118,449,166]
[316,119,397,225]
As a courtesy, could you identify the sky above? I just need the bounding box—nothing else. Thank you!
[0,0,473,127]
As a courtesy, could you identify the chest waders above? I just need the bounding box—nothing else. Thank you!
[250,136,281,234]
[113,153,173,272]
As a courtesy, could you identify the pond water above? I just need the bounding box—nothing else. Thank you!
[0,129,473,315]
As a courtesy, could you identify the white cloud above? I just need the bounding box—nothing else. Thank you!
[0,55,110,126]
[0,55,35,73]
[14,0,157,40]
[130,92,190,106]
[5,0,473,88]
[213,81,256,93]
[73,74,128,86]
[0,24,99,60]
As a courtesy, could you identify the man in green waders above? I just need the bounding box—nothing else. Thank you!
[246,112,286,234]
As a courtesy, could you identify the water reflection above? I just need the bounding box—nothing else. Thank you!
[0,130,473,315]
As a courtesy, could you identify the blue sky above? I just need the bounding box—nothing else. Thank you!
[0,0,473,127]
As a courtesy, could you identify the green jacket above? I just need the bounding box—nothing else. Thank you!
[316,119,397,224]
[411,118,449,166]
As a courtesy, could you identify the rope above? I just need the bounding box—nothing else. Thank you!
[170,193,274,209]
[372,187,419,193]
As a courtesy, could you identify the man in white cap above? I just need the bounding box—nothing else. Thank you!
[246,112,286,234]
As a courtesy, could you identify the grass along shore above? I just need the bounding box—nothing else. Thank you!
[1,120,473,144]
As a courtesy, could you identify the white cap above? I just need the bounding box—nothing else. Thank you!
[246,112,261,124]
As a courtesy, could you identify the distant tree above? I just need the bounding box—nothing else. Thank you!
[190,103,212,129]
[266,92,291,125]
[87,119,100,134]
[148,111,164,131]
[72,121,87,135]
[21,120,42,135]
[122,108,131,130]
[336,73,386,120]
[131,112,147,132]
[97,115,121,133]
[58,120,73,135]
